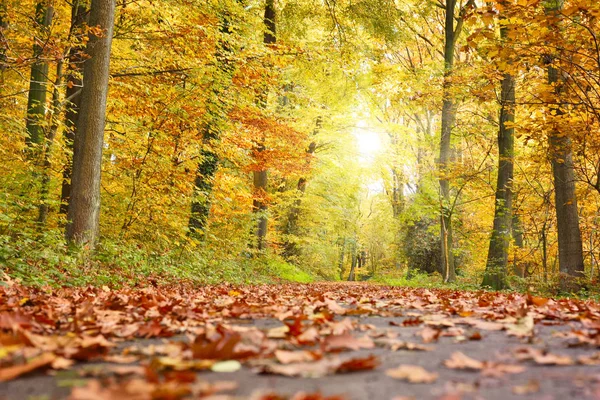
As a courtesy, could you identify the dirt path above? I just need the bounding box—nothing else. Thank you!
[1,282,600,399]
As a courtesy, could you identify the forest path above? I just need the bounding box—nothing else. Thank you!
[1,282,599,400]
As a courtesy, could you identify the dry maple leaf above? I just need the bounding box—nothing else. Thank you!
[274,349,321,364]
[0,352,56,381]
[336,354,380,372]
[258,358,340,378]
[443,352,483,370]
[385,364,438,383]
[323,333,375,352]
[513,347,574,365]
[418,326,441,343]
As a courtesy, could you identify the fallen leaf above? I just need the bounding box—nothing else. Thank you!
[418,327,441,343]
[211,360,242,373]
[323,333,374,352]
[506,315,534,338]
[443,352,483,370]
[336,355,380,372]
[275,350,321,364]
[512,379,540,395]
[385,365,438,383]
[0,352,56,382]
[258,358,340,378]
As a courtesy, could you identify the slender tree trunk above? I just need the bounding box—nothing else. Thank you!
[338,237,346,279]
[512,213,524,277]
[252,0,276,251]
[348,247,357,281]
[60,1,89,215]
[66,0,115,247]
[545,0,585,290]
[188,6,237,235]
[483,8,515,289]
[438,0,457,283]
[482,72,515,289]
[0,5,8,80]
[38,60,63,224]
[283,117,320,258]
[26,2,53,157]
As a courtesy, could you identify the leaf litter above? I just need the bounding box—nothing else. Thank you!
[1,281,600,398]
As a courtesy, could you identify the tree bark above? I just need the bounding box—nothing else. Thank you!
[0,5,8,79]
[283,117,320,259]
[66,0,115,247]
[438,0,474,283]
[438,0,457,283]
[545,0,585,291]
[188,6,237,235]
[483,9,515,289]
[338,237,346,279]
[252,0,276,251]
[25,2,53,156]
[38,60,63,225]
[60,1,89,215]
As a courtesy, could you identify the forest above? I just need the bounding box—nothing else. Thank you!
[2,0,600,295]
[5,1,600,398]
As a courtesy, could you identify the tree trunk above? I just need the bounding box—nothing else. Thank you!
[0,5,8,79]
[25,2,53,157]
[482,72,515,289]
[512,213,525,277]
[60,1,89,215]
[283,117,320,259]
[348,250,357,281]
[438,0,457,283]
[188,6,237,235]
[545,0,585,291]
[338,238,346,279]
[483,8,515,289]
[252,0,276,251]
[438,0,475,283]
[66,0,115,247]
[38,60,63,225]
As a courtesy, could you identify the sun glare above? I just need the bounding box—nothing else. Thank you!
[354,124,383,160]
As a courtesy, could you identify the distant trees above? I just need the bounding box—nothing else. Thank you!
[1,0,600,290]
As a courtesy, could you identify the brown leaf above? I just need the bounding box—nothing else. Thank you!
[274,350,321,364]
[324,299,347,315]
[259,358,340,378]
[418,326,441,343]
[385,365,438,383]
[443,352,483,370]
[323,333,375,352]
[0,352,56,381]
[336,355,380,373]
[512,379,540,395]
[296,327,320,344]
[514,347,574,365]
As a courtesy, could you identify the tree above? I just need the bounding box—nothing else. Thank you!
[25,1,53,156]
[482,2,515,290]
[252,0,276,251]
[66,0,115,246]
[544,0,584,290]
[282,117,320,259]
[438,0,474,283]
[0,4,7,79]
[60,0,89,215]
[188,3,238,236]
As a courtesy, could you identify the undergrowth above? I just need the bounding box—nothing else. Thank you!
[0,233,315,288]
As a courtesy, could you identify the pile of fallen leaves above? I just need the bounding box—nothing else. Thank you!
[2,278,600,399]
